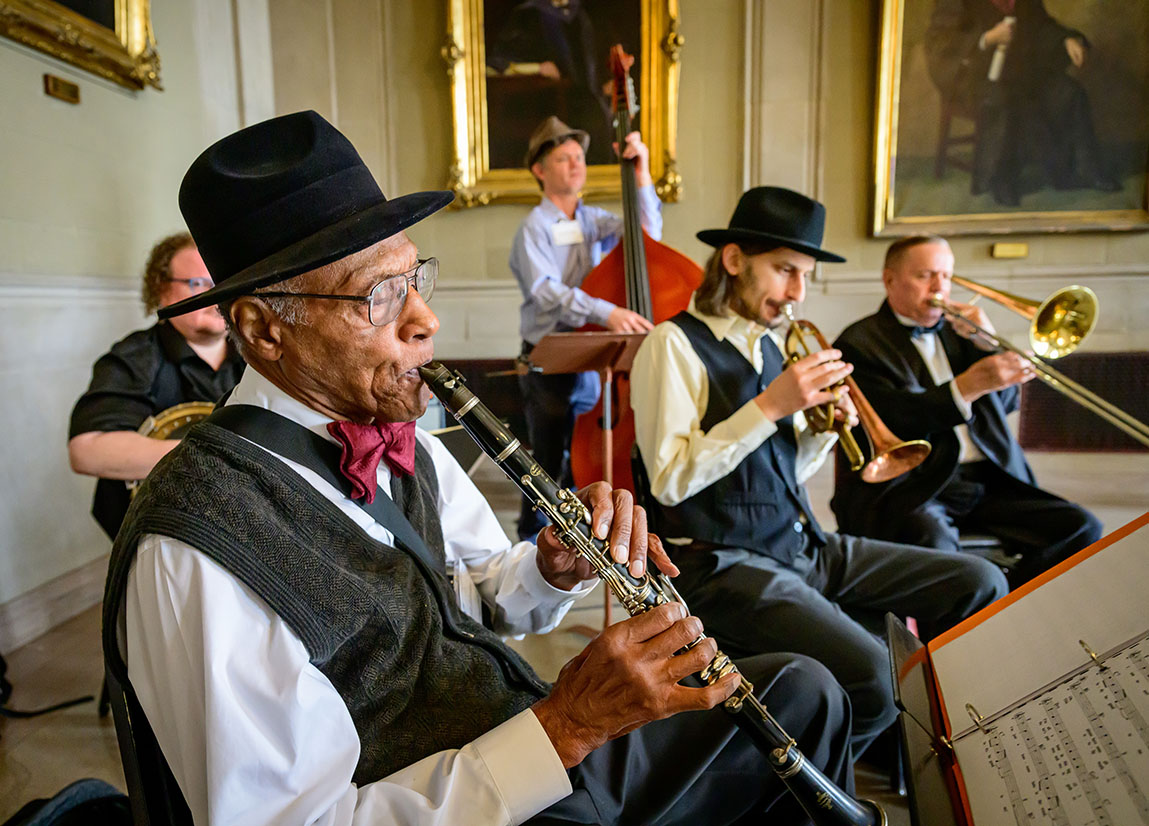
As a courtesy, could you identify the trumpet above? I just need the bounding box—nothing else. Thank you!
[780,304,931,484]
[930,279,1149,448]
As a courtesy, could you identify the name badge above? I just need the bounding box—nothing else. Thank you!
[550,219,584,246]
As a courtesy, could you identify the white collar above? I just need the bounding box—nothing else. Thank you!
[688,297,773,344]
[537,195,582,221]
[225,368,339,444]
[893,309,931,332]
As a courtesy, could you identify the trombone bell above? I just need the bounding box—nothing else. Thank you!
[1030,286,1098,359]
[949,275,1098,359]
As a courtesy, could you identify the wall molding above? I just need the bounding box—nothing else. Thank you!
[0,554,108,653]
[0,273,139,301]
[741,0,826,194]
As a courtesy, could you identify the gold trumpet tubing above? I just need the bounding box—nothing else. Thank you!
[779,307,866,471]
[781,310,928,481]
[932,299,1149,448]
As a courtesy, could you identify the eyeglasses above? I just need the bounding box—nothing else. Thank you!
[166,277,214,293]
[257,258,438,327]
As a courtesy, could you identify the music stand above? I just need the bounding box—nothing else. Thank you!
[885,614,962,826]
[529,331,647,634]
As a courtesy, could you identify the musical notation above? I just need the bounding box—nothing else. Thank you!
[956,635,1149,826]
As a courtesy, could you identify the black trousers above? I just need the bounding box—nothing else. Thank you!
[666,534,1007,756]
[973,71,1111,198]
[896,461,1103,589]
[517,343,600,541]
[527,653,853,826]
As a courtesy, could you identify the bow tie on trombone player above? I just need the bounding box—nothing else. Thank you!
[909,318,945,340]
[931,276,1149,448]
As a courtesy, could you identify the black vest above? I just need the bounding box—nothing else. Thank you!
[103,422,547,785]
[649,312,826,564]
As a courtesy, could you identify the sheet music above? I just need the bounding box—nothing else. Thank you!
[954,635,1149,826]
[930,517,1149,741]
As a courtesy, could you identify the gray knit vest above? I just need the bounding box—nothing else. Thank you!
[104,422,548,785]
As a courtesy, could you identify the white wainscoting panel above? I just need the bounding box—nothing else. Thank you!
[0,274,148,643]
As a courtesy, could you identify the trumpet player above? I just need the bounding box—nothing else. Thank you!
[630,187,1008,755]
[832,235,1102,587]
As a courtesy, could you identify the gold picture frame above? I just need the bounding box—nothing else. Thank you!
[872,0,1149,236]
[0,0,161,91]
[443,0,684,208]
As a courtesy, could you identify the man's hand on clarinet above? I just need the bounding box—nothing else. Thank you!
[532,602,740,767]
[536,482,678,589]
[755,348,853,423]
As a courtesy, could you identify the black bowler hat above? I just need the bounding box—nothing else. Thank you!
[696,186,846,263]
[159,111,455,318]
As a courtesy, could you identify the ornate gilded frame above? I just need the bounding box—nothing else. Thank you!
[443,0,684,207]
[0,0,161,91]
[872,0,1148,236]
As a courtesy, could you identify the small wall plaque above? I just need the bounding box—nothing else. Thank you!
[43,74,80,105]
[991,242,1029,259]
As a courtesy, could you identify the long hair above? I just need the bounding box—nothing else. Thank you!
[694,241,778,316]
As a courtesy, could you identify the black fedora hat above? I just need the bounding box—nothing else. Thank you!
[696,186,845,263]
[159,110,455,318]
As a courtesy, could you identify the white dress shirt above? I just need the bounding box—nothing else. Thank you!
[123,368,598,826]
[630,302,837,510]
[892,311,986,464]
[510,185,662,345]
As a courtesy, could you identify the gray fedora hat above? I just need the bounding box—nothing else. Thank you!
[524,116,590,168]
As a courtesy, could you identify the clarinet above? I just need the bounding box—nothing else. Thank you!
[419,362,886,826]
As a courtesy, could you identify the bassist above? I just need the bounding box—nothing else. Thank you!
[510,115,659,541]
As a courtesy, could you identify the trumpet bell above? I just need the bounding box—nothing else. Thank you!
[1031,285,1098,359]
[861,439,932,484]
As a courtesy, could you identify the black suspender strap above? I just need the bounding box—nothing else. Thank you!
[206,404,439,571]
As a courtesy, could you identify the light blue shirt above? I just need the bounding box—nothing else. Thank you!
[510,185,662,345]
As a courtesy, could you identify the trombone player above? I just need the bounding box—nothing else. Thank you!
[629,189,1007,755]
[833,235,1102,588]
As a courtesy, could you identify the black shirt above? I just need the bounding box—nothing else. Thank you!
[69,321,245,539]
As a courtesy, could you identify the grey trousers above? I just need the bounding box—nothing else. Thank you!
[528,653,853,826]
[666,533,1008,755]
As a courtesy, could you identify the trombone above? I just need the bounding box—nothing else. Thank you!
[931,277,1149,448]
[780,304,931,483]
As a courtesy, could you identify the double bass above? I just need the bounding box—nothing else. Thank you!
[569,45,702,492]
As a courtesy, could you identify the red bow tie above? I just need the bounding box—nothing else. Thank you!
[326,420,416,503]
